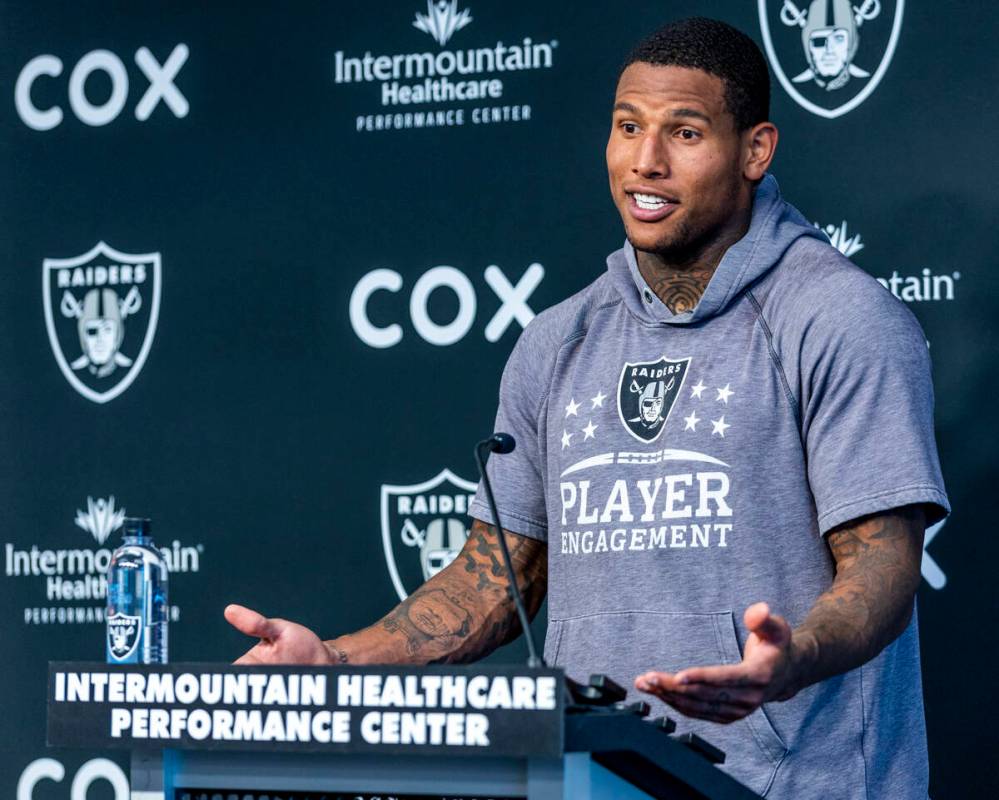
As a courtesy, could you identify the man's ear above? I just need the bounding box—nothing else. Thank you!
[744,122,778,181]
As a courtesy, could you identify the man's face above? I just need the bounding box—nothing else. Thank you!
[83,318,119,364]
[606,63,748,258]
[641,395,664,423]
[809,27,850,77]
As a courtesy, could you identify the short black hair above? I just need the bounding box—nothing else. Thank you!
[620,17,770,131]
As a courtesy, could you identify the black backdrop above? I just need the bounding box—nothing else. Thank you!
[1,1,996,797]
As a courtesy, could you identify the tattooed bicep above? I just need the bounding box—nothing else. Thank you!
[464,519,547,579]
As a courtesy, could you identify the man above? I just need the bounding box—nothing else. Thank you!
[227,17,948,799]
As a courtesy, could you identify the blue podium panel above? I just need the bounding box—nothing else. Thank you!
[160,749,656,800]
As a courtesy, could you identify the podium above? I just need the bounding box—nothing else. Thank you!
[47,663,762,800]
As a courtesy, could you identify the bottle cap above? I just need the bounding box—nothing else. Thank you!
[123,517,152,537]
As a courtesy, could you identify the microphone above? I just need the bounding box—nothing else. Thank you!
[473,432,545,669]
[478,432,515,454]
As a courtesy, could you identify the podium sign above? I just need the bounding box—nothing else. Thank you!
[47,662,563,759]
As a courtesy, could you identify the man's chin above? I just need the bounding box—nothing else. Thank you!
[624,226,686,256]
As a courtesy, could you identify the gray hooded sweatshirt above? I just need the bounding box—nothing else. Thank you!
[470,174,949,799]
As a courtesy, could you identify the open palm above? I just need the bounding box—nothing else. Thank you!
[225,604,333,665]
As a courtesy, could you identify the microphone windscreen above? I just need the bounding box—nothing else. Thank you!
[492,432,516,454]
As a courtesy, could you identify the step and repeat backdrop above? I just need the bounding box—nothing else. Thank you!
[1,1,995,798]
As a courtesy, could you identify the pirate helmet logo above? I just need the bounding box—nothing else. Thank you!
[380,469,478,601]
[758,0,904,118]
[107,612,141,661]
[43,242,161,403]
[617,355,691,443]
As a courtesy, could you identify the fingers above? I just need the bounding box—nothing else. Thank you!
[744,602,790,644]
[656,692,752,723]
[672,664,766,688]
[224,604,281,640]
[637,671,763,704]
[635,670,765,723]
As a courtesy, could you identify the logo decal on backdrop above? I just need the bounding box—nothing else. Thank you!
[15,44,190,131]
[413,0,473,46]
[43,242,161,403]
[74,496,126,546]
[813,218,962,302]
[350,262,544,348]
[333,2,558,132]
[380,469,478,601]
[758,0,904,118]
[3,494,203,625]
[617,356,690,443]
[816,219,864,257]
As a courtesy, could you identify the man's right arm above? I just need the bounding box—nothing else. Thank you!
[226,519,548,666]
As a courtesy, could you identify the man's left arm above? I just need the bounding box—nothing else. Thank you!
[635,504,926,723]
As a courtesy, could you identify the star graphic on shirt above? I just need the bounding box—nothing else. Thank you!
[561,429,573,449]
[711,416,730,437]
[565,398,580,417]
[582,420,598,440]
[691,380,707,399]
[683,411,700,431]
[716,384,734,404]
[590,390,606,409]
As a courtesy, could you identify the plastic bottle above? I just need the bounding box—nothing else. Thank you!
[106,517,168,663]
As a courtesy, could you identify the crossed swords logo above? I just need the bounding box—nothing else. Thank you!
[59,286,141,374]
[780,0,881,86]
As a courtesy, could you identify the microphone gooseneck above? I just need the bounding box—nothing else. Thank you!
[474,432,544,669]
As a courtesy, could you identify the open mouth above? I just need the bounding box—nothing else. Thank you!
[625,190,678,222]
[630,192,673,211]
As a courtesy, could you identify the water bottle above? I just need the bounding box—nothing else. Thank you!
[106,517,169,663]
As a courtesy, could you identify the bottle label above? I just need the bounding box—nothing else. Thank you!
[107,612,142,662]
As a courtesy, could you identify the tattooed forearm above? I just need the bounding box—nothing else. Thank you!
[327,520,547,665]
[790,505,925,691]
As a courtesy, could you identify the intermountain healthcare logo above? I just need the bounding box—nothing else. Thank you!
[759,0,904,118]
[3,495,203,625]
[75,495,126,545]
[413,0,472,46]
[334,1,558,132]
[381,469,478,601]
[817,219,864,258]
[43,242,161,403]
[816,219,961,302]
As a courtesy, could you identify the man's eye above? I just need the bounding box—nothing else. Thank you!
[621,122,639,134]
[677,129,699,140]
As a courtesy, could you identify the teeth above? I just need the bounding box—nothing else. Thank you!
[632,192,670,210]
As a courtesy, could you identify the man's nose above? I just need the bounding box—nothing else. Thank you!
[634,132,668,179]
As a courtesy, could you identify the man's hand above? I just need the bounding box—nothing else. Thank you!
[635,505,926,724]
[635,602,800,724]
[225,604,336,665]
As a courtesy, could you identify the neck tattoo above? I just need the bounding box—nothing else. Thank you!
[647,267,715,314]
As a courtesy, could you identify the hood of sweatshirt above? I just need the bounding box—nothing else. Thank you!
[607,173,825,325]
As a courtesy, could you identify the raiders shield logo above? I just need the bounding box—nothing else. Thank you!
[380,468,478,601]
[107,612,141,661]
[43,242,161,404]
[759,0,904,118]
[617,356,690,443]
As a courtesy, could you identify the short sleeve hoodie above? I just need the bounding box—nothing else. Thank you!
[470,174,949,799]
